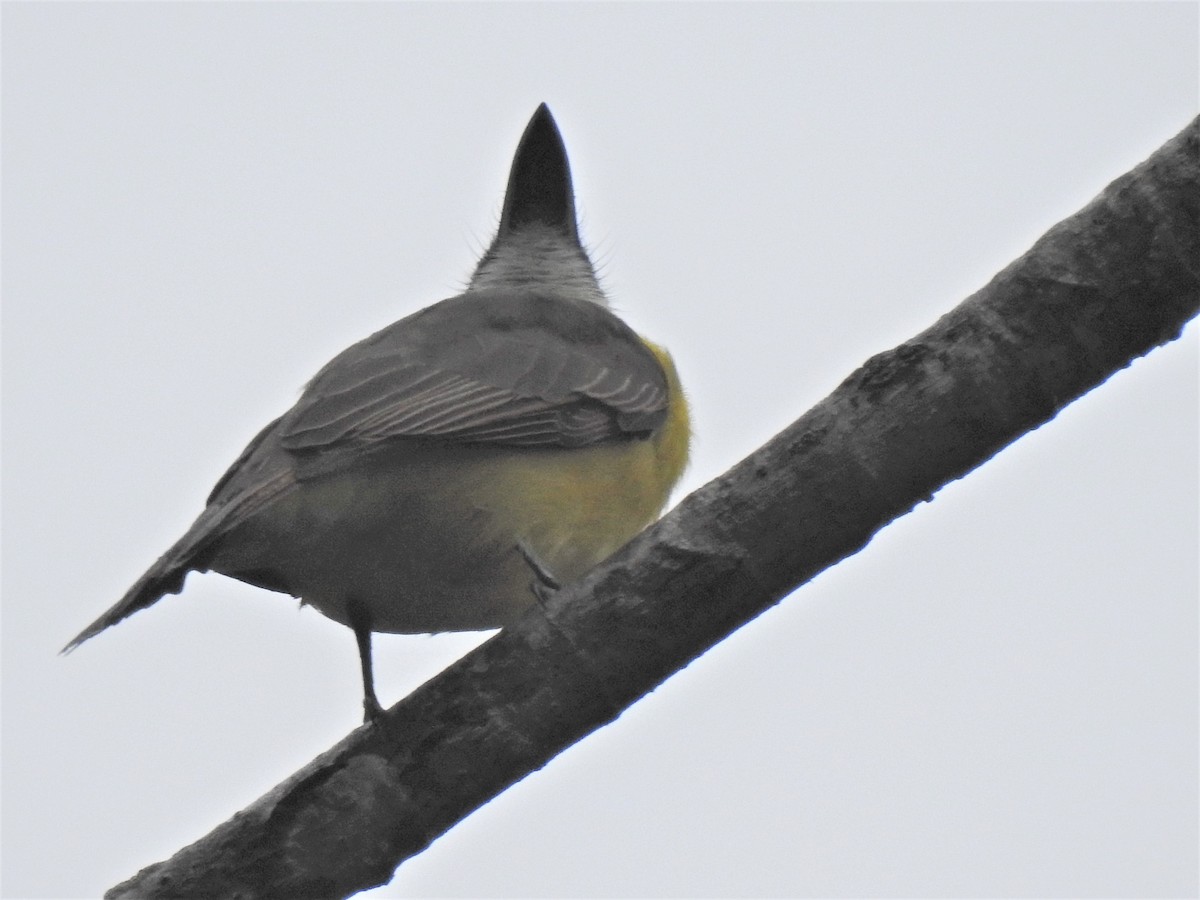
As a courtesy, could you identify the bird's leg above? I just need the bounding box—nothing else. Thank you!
[348,599,384,724]
[517,541,561,607]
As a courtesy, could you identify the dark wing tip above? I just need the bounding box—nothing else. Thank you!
[497,104,579,241]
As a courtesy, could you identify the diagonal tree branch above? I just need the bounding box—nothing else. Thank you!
[107,116,1199,900]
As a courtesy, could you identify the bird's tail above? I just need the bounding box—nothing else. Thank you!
[61,553,194,654]
[60,496,243,652]
[64,420,297,654]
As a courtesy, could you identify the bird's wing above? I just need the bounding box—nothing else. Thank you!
[277,288,670,467]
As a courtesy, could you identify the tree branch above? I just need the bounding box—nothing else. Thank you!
[107,117,1199,900]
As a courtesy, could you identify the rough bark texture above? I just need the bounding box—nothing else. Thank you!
[107,117,1199,900]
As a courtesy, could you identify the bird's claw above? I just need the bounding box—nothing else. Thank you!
[518,541,561,608]
[362,694,384,724]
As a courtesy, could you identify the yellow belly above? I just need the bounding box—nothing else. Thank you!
[210,340,690,635]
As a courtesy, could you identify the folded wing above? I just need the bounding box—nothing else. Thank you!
[278,288,670,463]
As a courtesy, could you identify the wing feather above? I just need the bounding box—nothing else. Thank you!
[278,289,670,467]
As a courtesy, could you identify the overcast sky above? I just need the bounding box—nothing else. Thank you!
[3,4,1197,898]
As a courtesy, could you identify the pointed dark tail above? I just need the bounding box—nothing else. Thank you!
[61,557,191,654]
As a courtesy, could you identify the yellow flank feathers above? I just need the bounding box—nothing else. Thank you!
[643,338,692,493]
[472,336,690,586]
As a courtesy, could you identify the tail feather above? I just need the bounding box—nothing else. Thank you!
[62,557,192,654]
[60,508,232,654]
[63,445,297,654]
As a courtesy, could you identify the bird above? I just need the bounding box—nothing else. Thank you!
[64,104,691,722]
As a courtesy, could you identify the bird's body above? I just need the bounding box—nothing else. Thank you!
[209,369,687,635]
[66,105,689,719]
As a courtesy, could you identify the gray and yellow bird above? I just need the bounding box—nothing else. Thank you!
[65,105,691,721]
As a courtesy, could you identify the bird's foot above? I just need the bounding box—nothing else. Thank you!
[362,693,384,725]
[517,541,561,607]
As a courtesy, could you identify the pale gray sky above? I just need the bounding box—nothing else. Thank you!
[3,4,1197,898]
